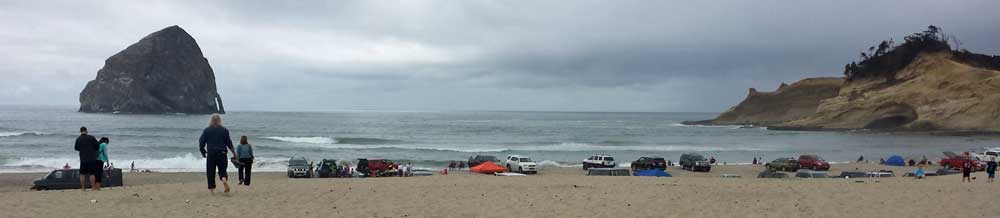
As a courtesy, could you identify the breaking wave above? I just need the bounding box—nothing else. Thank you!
[0,131,48,137]
[262,136,405,145]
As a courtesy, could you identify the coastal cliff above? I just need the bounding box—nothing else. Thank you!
[682,77,843,126]
[79,25,225,114]
[688,26,1000,132]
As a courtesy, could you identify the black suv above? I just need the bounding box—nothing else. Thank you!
[679,153,712,172]
[32,168,123,190]
[468,155,499,167]
[316,159,339,178]
[631,156,667,171]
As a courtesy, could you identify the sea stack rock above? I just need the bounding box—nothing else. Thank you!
[79,25,225,114]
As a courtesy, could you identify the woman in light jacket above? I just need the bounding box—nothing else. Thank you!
[236,135,255,186]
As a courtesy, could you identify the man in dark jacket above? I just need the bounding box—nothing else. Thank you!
[199,114,237,194]
[74,126,100,191]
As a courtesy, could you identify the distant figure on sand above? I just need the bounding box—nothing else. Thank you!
[962,156,974,183]
[987,157,997,183]
[458,161,466,170]
[914,165,925,179]
[95,137,110,191]
[130,161,136,173]
[449,161,456,170]
[236,136,255,186]
[199,114,238,194]
[64,163,71,170]
[752,157,757,165]
[857,155,864,163]
[879,158,885,165]
[74,126,100,191]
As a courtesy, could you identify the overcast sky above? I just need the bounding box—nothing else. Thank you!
[1,1,998,112]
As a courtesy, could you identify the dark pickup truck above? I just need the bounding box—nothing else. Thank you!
[32,168,123,191]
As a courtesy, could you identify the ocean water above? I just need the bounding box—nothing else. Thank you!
[1,105,997,172]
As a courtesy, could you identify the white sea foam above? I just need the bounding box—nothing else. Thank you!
[0,153,290,173]
[263,136,336,144]
[0,131,47,137]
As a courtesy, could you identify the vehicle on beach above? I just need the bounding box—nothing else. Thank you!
[32,168,123,190]
[356,158,398,177]
[582,154,616,170]
[287,157,313,178]
[467,155,500,168]
[503,155,537,174]
[939,151,984,171]
[630,156,667,171]
[679,153,711,172]
[316,159,339,178]
[797,154,830,171]
[972,147,1000,161]
[765,157,800,172]
[586,168,631,176]
[794,170,829,178]
[757,170,788,178]
[836,171,868,179]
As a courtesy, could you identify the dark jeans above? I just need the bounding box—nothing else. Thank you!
[94,160,104,183]
[205,150,228,189]
[238,158,252,186]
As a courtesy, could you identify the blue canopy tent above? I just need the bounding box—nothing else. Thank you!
[634,169,672,177]
[884,155,906,166]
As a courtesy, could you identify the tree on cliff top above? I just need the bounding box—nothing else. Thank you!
[843,25,951,81]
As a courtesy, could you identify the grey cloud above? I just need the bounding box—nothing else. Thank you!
[1,0,999,112]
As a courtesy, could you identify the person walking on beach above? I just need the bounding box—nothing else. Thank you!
[94,137,110,191]
[236,136,255,186]
[199,114,238,194]
[987,157,997,183]
[458,161,465,170]
[74,126,100,191]
[448,161,456,170]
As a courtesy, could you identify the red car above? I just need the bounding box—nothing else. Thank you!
[356,158,398,177]
[797,154,830,171]
[939,152,983,171]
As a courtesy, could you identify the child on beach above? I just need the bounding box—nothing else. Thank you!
[987,157,997,183]
[95,137,110,191]
[236,136,255,186]
[962,159,974,183]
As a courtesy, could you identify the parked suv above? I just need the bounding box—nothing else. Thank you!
[287,157,312,178]
[797,154,830,171]
[356,158,398,177]
[32,168,123,190]
[582,154,616,170]
[765,157,800,172]
[503,155,538,174]
[316,159,339,178]
[679,153,711,172]
[940,152,983,171]
[468,155,500,168]
[630,156,667,171]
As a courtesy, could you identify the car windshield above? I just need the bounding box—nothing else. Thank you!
[520,158,533,162]
[477,156,496,161]
[290,159,308,165]
[691,155,706,160]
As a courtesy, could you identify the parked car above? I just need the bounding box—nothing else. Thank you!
[316,159,339,178]
[356,158,397,177]
[679,153,711,172]
[940,152,983,171]
[503,155,537,174]
[468,155,500,168]
[587,168,631,176]
[973,147,1000,161]
[795,170,829,178]
[836,171,868,178]
[797,154,830,171]
[287,157,312,178]
[582,154,616,170]
[765,157,800,172]
[757,170,788,178]
[630,156,667,171]
[32,168,123,190]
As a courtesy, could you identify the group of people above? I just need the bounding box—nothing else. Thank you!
[198,114,255,194]
[73,127,111,191]
[448,160,466,170]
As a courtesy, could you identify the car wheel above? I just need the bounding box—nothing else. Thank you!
[507,165,512,171]
[519,167,523,173]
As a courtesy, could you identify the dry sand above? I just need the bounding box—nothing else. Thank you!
[1,164,996,218]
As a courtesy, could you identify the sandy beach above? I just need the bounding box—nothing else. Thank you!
[1,163,996,218]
